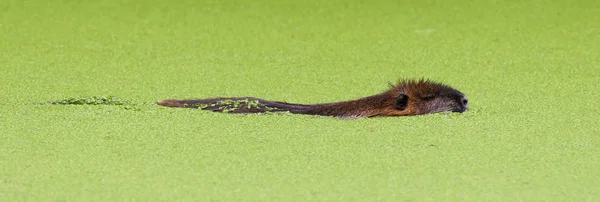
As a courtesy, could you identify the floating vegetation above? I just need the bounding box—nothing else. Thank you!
[193,99,282,113]
[49,96,131,105]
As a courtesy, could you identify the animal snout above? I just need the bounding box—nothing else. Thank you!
[453,97,469,113]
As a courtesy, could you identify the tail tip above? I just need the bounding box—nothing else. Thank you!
[157,100,179,107]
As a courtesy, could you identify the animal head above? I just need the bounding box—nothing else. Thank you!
[391,79,468,115]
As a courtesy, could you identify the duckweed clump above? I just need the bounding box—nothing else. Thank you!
[49,96,131,105]
[195,99,281,113]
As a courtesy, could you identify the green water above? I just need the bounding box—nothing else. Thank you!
[1,0,599,201]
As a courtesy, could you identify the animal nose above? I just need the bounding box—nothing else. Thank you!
[453,97,469,113]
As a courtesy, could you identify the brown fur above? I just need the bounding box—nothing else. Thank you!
[157,79,468,119]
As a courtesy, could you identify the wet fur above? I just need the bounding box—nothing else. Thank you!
[157,79,468,119]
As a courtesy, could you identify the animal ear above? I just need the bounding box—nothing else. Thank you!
[395,94,409,111]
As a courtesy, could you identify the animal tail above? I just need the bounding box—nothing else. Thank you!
[156,97,311,114]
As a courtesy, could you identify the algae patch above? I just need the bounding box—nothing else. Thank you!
[193,99,282,113]
[46,96,141,111]
[49,96,131,105]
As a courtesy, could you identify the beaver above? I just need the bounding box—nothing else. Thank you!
[157,79,468,119]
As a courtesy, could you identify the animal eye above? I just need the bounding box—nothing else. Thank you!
[395,94,409,110]
[462,98,468,105]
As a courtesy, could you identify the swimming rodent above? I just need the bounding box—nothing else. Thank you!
[157,79,468,119]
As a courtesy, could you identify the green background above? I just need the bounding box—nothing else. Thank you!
[1,0,599,201]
